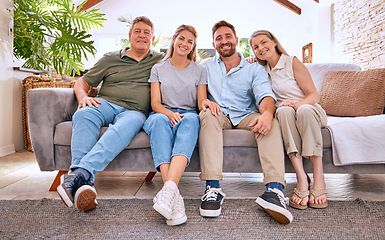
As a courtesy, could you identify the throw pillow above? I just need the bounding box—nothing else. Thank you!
[319,69,385,117]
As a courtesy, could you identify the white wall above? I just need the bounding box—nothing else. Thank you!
[2,0,335,156]
[80,0,335,68]
[0,0,24,157]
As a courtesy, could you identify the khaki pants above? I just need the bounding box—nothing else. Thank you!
[198,110,286,187]
[275,104,327,158]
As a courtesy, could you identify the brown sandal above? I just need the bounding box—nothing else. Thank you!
[289,188,309,210]
[308,189,328,209]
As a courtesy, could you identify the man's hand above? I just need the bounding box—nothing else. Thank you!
[249,112,273,136]
[168,112,184,126]
[77,97,102,109]
[201,99,222,116]
[74,77,102,110]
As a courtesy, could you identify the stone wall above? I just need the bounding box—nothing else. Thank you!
[334,0,384,69]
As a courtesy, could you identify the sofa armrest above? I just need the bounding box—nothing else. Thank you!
[27,88,77,171]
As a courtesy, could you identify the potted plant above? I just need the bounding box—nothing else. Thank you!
[13,0,106,76]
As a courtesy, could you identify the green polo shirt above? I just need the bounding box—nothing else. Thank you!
[83,48,164,115]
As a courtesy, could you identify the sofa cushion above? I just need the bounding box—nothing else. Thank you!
[54,122,151,149]
[305,63,361,94]
[54,122,259,148]
[319,69,385,117]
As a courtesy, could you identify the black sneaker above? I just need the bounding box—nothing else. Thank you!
[57,171,95,209]
[199,185,226,217]
[255,188,293,224]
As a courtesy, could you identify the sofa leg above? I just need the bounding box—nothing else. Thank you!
[49,170,68,191]
[145,171,156,181]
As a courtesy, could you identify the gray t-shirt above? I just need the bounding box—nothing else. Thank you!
[148,60,207,111]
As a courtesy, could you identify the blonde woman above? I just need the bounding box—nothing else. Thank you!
[249,30,328,209]
[143,25,220,225]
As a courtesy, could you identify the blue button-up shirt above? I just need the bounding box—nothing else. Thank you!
[201,53,276,126]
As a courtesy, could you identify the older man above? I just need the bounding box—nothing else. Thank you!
[57,16,163,212]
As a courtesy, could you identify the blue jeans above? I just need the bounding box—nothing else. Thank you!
[143,109,200,170]
[71,98,146,182]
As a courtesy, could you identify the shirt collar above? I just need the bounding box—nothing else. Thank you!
[215,52,248,68]
[265,54,288,74]
[120,47,154,59]
[272,54,288,70]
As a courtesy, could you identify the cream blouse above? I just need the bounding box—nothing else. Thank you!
[265,54,305,107]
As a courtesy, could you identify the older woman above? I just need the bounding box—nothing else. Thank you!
[249,30,328,210]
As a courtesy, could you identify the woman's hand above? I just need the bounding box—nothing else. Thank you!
[168,112,184,126]
[201,99,222,116]
[78,97,102,109]
[279,100,297,110]
[246,56,257,64]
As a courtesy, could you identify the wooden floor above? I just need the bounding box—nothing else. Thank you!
[1,150,385,202]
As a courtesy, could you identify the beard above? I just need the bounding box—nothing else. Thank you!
[216,43,237,58]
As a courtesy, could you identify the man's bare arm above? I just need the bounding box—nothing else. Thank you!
[74,77,102,109]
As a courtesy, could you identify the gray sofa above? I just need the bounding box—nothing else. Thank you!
[27,63,385,184]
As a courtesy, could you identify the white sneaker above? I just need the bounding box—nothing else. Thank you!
[167,194,187,226]
[153,185,178,220]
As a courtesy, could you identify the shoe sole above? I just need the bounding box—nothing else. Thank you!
[153,202,173,220]
[256,197,293,224]
[74,185,98,212]
[57,175,74,208]
[199,207,221,217]
[166,215,187,226]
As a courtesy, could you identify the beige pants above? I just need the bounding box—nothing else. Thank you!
[275,104,327,158]
[198,110,286,187]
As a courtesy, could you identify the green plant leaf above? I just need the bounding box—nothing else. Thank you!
[56,0,106,31]
[239,38,252,58]
[14,0,106,76]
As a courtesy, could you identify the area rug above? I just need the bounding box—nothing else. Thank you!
[0,198,384,239]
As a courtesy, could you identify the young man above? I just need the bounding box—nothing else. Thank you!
[199,20,293,224]
[57,16,164,212]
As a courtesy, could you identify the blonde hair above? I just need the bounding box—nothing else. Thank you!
[163,25,198,62]
[249,30,288,66]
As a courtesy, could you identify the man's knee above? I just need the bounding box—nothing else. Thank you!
[199,110,220,127]
[199,109,213,120]
[263,118,283,143]
[73,106,97,123]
